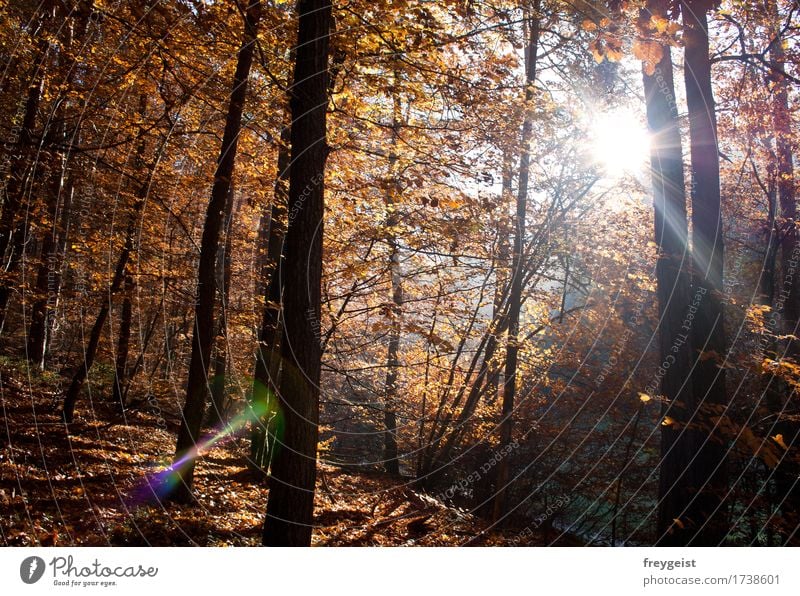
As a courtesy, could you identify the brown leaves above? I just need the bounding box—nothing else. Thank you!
[633,39,665,76]
[588,37,624,64]
[634,13,682,75]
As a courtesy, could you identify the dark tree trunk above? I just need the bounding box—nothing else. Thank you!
[262,0,332,547]
[640,0,694,545]
[0,28,49,331]
[250,122,289,473]
[491,0,540,524]
[665,0,728,545]
[27,171,73,369]
[207,195,235,427]
[766,3,800,543]
[172,0,262,503]
[26,1,85,367]
[112,275,134,407]
[62,217,138,423]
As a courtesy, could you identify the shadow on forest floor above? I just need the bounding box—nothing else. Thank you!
[0,360,572,546]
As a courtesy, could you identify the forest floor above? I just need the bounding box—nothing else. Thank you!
[0,358,564,546]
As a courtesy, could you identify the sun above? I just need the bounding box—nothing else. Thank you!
[588,109,650,178]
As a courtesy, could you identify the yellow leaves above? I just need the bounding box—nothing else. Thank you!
[588,39,605,64]
[638,392,651,403]
[772,434,789,451]
[633,39,665,76]
[761,357,800,389]
[605,44,623,62]
[662,416,675,427]
[588,37,623,64]
[581,20,597,32]
[716,415,782,469]
[650,15,669,34]
[650,15,681,36]
[318,435,335,455]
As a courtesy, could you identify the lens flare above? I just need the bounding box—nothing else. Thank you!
[128,382,279,507]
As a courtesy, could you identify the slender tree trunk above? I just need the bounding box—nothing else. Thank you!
[382,66,403,476]
[382,234,402,475]
[759,170,778,304]
[172,0,262,503]
[672,0,728,545]
[207,194,235,427]
[121,296,162,404]
[0,29,49,331]
[250,122,290,472]
[26,1,86,367]
[262,0,332,547]
[491,0,540,523]
[610,405,643,545]
[62,217,138,422]
[766,1,799,543]
[488,153,514,403]
[27,171,73,369]
[112,275,134,406]
[62,91,152,423]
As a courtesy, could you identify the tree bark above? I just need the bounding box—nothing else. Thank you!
[491,0,540,523]
[640,0,694,545]
[382,65,403,476]
[172,0,262,503]
[207,192,235,427]
[112,275,134,407]
[664,0,728,545]
[262,0,332,547]
[250,120,289,473]
[766,0,799,543]
[0,22,49,331]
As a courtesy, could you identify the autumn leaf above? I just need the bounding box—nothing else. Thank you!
[773,434,789,451]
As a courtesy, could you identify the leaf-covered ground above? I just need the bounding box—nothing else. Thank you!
[0,362,564,546]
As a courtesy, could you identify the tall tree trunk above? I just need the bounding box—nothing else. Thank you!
[640,0,694,545]
[207,193,235,427]
[26,0,87,367]
[28,172,75,370]
[250,124,289,473]
[172,0,262,503]
[262,0,332,547]
[766,0,799,543]
[669,0,728,545]
[382,66,403,476]
[27,166,72,369]
[0,23,49,331]
[491,0,540,523]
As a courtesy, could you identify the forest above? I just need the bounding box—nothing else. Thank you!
[0,0,798,547]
